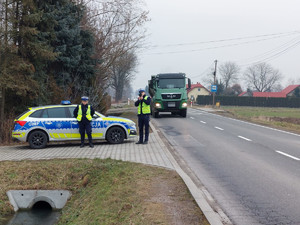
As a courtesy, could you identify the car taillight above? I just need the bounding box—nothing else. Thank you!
[15,121,27,126]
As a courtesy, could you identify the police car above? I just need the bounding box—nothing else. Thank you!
[12,101,137,149]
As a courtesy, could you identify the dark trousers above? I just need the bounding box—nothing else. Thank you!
[79,121,92,144]
[138,114,150,142]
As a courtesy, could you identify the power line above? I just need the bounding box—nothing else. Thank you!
[146,30,300,49]
[190,62,214,79]
[240,38,300,67]
[144,32,300,55]
[237,36,300,64]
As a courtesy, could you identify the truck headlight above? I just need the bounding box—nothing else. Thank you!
[155,102,161,108]
[182,102,188,108]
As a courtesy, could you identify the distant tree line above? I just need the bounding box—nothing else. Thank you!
[202,61,284,96]
[0,0,148,118]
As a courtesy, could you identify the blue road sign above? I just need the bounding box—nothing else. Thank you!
[211,85,217,92]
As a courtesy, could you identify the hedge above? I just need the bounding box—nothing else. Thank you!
[196,95,300,108]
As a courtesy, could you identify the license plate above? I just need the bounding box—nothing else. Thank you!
[168,102,176,107]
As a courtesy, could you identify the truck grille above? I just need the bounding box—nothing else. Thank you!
[161,93,181,99]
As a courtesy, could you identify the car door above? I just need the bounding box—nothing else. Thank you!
[67,106,105,140]
[41,107,72,140]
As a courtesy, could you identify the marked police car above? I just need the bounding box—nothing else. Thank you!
[12,101,137,149]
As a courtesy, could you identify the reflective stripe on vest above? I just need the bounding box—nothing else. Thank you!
[77,105,92,121]
[138,96,151,115]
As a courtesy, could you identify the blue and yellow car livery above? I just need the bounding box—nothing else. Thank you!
[12,103,137,149]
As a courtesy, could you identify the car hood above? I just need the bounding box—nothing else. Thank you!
[104,116,134,123]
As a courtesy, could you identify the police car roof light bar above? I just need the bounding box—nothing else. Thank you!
[61,100,71,105]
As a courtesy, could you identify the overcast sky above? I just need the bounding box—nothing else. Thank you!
[133,0,300,91]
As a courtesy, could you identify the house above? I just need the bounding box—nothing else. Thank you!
[186,82,210,100]
[238,85,300,98]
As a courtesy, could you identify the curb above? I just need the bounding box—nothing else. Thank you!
[150,121,232,225]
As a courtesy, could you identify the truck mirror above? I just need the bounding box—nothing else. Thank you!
[188,78,191,89]
[148,80,153,89]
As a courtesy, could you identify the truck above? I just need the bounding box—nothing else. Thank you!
[148,73,191,118]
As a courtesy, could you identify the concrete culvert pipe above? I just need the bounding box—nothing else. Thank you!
[6,190,71,212]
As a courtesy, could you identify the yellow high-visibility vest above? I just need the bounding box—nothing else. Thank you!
[138,96,151,115]
[77,105,92,121]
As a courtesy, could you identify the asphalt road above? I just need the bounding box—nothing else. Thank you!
[153,108,300,225]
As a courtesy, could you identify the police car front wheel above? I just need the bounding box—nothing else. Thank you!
[28,130,47,149]
[106,127,125,144]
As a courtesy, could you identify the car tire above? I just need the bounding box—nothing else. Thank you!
[106,127,125,144]
[28,130,47,149]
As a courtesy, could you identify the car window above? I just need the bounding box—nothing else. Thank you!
[47,108,68,118]
[29,110,43,118]
[41,109,49,118]
[67,107,76,118]
[16,110,31,120]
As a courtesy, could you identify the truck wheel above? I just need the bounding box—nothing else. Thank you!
[181,109,187,118]
[152,110,159,118]
[106,127,125,144]
[28,130,47,149]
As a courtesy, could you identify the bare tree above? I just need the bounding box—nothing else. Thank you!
[219,62,240,90]
[77,0,148,110]
[109,51,137,102]
[244,62,282,92]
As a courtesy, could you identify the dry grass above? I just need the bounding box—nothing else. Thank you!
[0,159,208,225]
[217,106,300,134]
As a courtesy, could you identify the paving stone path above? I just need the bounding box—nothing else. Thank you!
[0,123,174,170]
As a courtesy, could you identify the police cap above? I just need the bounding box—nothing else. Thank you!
[81,96,89,101]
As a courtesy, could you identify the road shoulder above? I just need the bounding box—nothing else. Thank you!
[150,120,232,225]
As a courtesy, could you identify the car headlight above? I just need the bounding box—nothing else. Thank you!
[182,102,188,108]
[127,122,136,127]
[155,102,161,108]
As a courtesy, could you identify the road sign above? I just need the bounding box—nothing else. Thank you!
[211,85,217,92]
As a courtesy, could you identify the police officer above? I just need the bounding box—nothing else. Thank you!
[135,90,151,144]
[73,96,95,148]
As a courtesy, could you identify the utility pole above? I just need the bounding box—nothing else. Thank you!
[212,60,218,107]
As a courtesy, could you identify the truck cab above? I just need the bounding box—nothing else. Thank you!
[148,73,191,118]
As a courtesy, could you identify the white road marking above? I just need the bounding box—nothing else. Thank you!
[238,136,252,142]
[190,117,195,119]
[194,108,300,138]
[200,121,207,124]
[215,127,224,131]
[276,151,300,161]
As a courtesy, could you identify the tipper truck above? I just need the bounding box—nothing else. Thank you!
[148,73,191,118]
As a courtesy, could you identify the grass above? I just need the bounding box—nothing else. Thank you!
[217,106,300,133]
[0,159,208,225]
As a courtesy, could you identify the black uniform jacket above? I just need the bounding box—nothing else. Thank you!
[73,104,95,123]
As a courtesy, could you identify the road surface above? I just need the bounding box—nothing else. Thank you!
[153,108,300,225]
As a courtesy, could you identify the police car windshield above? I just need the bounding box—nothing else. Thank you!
[158,78,185,89]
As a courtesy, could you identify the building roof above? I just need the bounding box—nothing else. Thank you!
[238,91,247,97]
[186,82,209,94]
[281,85,300,95]
[238,85,300,98]
[252,92,286,98]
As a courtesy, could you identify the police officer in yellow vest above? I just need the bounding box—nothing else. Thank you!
[74,96,95,148]
[135,90,151,144]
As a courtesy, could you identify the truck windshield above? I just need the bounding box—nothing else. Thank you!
[158,79,185,89]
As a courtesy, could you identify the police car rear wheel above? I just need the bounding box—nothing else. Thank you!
[106,127,125,144]
[28,131,47,149]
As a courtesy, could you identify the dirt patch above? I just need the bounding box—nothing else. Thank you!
[139,170,209,225]
[269,117,300,125]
